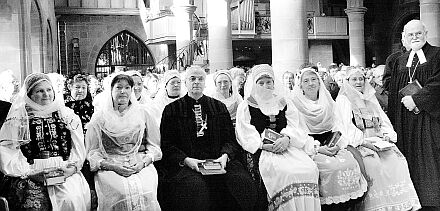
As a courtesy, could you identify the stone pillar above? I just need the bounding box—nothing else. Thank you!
[420,0,440,46]
[172,0,196,71]
[270,0,308,79]
[207,0,233,72]
[345,0,367,67]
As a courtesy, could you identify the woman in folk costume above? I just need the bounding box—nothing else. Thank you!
[65,74,94,135]
[152,70,183,125]
[292,68,367,210]
[235,64,321,211]
[125,70,153,105]
[229,67,246,97]
[335,67,421,211]
[210,70,243,124]
[0,73,91,211]
[86,73,162,211]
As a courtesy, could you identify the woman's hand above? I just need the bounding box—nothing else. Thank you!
[382,136,393,143]
[272,136,290,154]
[318,146,337,156]
[327,145,340,154]
[126,161,145,174]
[60,166,77,178]
[101,160,136,177]
[261,144,274,152]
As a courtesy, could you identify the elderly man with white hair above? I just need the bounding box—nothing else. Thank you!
[159,65,257,211]
[387,19,440,210]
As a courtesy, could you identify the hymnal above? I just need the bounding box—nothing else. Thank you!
[399,79,422,97]
[372,140,394,151]
[202,159,222,170]
[43,168,65,186]
[261,128,283,144]
[198,161,226,175]
[323,131,342,147]
[365,137,394,151]
[399,79,422,114]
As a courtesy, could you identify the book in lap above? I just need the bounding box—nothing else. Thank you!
[43,167,66,186]
[198,160,226,175]
[323,131,342,147]
[364,137,394,151]
[261,128,283,144]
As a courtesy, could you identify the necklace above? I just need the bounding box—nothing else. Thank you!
[408,60,420,83]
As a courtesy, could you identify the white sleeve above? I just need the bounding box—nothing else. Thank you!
[0,145,32,177]
[235,101,263,154]
[369,96,397,142]
[334,95,365,147]
[64,109,87,169]
[85,118,104,171]
[142,106,162,162]
[282,99,318,155]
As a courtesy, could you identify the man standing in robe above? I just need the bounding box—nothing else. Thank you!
[388,19,440,210]
[159,66,257,211]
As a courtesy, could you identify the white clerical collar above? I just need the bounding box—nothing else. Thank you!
[406,49,427,67]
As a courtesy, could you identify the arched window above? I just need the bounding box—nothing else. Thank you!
[31,0,43,73]
[95,31,155,79]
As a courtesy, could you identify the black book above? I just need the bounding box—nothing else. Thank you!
[323,131,342,147]
[399,79,422,97]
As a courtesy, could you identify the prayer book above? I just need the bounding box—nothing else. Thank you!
[372,140,394,151]
[198,160,226,175]
[261,128,283,144]
[399,79,422,114]
[399,79,422,97]
[365,137,394,151]
[202,159,222,170]
[43,167,65,186]
[323,131,342,147]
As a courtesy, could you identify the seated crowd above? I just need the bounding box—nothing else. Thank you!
[0,62,422,211]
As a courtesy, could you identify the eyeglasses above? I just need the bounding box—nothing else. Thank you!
[188,76,205,82]
[405,31,425,39]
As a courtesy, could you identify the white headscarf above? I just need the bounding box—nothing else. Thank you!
[153,70,183,108]
[88,73,143,140]
[292,68,335,134]
[0,73,77,147]
[125,70,151,104]
[210,70,243,120]
[338,67,383,116]
[244,64,285,115]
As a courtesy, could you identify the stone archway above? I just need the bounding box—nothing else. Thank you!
[86,24,150,74]
[93,30,155,78]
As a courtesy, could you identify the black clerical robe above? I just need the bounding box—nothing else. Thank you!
[160,94,240,176]
[388,43,440,206]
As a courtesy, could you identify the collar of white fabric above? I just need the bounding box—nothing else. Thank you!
[406,49,427,67]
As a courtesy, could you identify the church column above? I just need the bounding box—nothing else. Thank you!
[270,0,308,78]
[345,0,367,67]
[172,0,196,71]
[207,0,233,72]
[420,0,440,46]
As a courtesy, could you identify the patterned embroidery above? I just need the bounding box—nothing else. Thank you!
[4,178,51,210]
[337,168,362,191]
[21,111,72,163]
[268,183,319,211]
[65,95,94,134]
